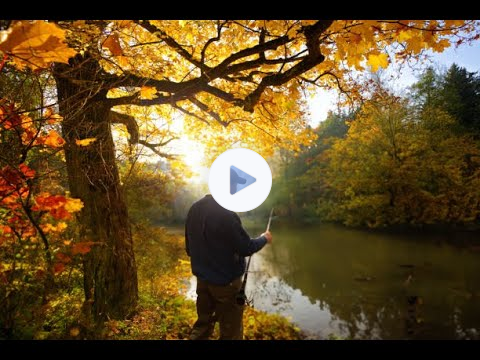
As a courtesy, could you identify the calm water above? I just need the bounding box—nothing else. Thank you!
[185,223,480,339]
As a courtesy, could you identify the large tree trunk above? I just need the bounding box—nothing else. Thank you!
[54,55,138,321]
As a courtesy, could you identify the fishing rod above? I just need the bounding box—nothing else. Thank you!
[266,207,274,232]
[236,208,274,306]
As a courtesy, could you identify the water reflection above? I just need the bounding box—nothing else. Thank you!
[186,223,480,339]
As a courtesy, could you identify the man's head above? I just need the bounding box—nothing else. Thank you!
[230,167,246,194]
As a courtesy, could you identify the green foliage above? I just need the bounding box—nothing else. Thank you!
[440,64,480,133]
[256,110,352,221]
[411,66,442,110]
[412,64,480,134]
[319,91,480,227]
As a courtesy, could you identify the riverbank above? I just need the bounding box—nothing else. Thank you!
[103,225,304,340]
[7,224,303,340]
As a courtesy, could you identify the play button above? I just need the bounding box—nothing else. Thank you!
[209,148,272,212]
[230,166,256,195]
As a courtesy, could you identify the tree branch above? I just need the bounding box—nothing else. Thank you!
[109,111,139,144]
[102,20,334,116]
[242,20,333,112]
[201,21,228,67]
[173,104,210,125]
[134,20,210,73]
[190,97,228,127]
[137,140,176,159]
[109,111,176,158]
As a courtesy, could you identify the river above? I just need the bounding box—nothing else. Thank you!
[183,222,480,339]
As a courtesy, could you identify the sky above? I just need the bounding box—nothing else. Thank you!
[307,42,480,127]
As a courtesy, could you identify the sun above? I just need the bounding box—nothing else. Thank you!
[175,136,209,184]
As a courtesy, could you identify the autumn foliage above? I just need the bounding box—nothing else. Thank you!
[1,19,480,337]
[0,20,75,71]
[0,21,91,334]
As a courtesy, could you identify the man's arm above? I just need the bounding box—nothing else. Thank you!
[230,213,268,257]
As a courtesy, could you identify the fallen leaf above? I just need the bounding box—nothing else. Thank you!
[75,138,96,146]
[103,33,123,56]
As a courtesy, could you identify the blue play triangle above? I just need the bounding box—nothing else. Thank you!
[230,166,256,195]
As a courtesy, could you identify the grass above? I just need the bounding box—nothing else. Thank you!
[103,225,304,340]
[4,224,303,339]
[24,224,302,340]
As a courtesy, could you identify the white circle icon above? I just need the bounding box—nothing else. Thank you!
[208,148,272,212]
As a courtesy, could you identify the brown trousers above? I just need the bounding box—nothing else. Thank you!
[189,276,244,340]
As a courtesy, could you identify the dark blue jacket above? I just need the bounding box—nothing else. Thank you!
[185,195,267,285]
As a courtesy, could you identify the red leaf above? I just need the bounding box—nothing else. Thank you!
[50,207,71,220]
[53,262,66,274]
[0,225,13,234]
[33,193,67,211]
[55,252,72,264]
[19,163,35,179]
[72,242,94,255]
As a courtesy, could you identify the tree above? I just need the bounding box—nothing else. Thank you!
[1,19,479,320]
[261,109,352,219]
[0,90,84,335]
[322,92,480,227]
[440,64,480,133]
[411,66,442,110]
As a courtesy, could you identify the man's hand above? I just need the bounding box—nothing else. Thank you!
[262,231,273,244]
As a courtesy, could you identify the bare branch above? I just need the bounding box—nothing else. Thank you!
[173,104,210,125]
[190,97,228,127]
[109,110,177,158]
[301,71,352,102]
[137,140,176,159]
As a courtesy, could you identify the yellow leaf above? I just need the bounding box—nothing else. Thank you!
[75,138,97,146]
[64,198,84,213]
[397,30,413,42]
[69,327,80,337]
[139,86,158,100]
[114,20,133,29]
[367,53,389,72]
[432,39,451,53]
[116,55,130,68]
[102,33,123,56]
[0,20,77,70]
[44,107,63,124]
[72,20,86,28]
[40,222,68,233]
[43,130,65,148]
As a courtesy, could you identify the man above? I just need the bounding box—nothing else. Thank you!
[185,194,273,340]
